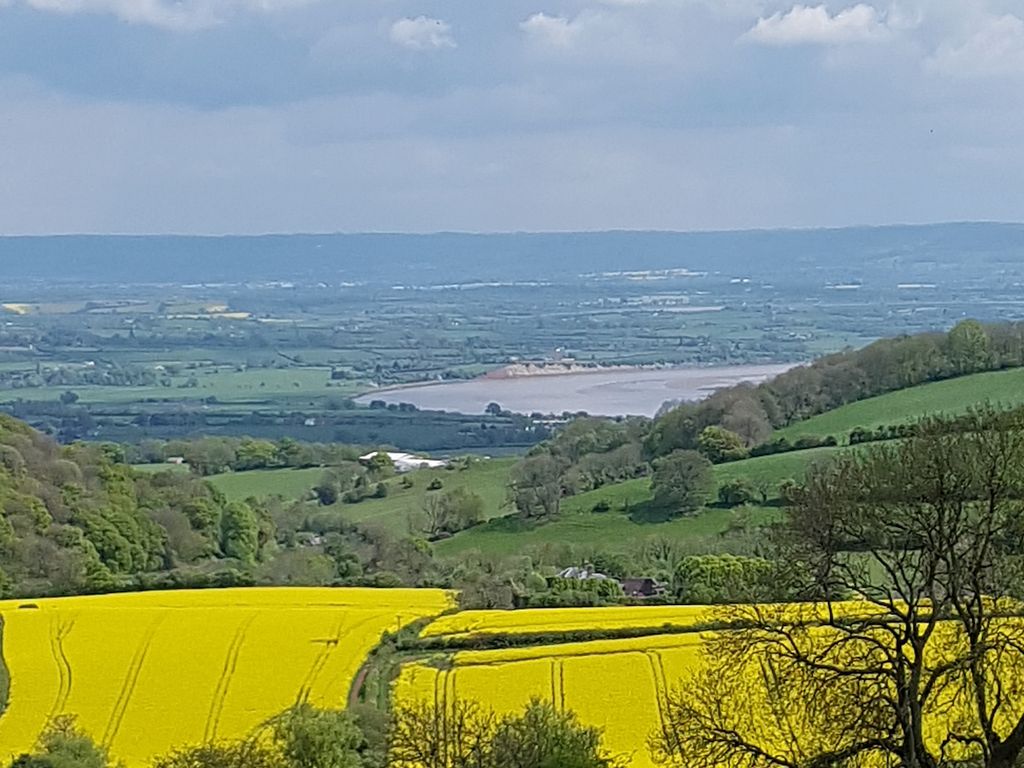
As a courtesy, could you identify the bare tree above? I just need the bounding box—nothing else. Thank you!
[652,408,1024,768]
[388,699,494,768]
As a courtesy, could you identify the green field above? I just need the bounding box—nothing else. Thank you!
[336,458,518,528]
[172,458,518,523]
[436,447,842,557]
[0,366,363,406]
[776,368,1024,443]
[206,467,325,502]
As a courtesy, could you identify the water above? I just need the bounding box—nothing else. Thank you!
[355,364,794,417]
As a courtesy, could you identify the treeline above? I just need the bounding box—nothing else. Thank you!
[0,414,461,598]
[0,364,168,390]
[125,436,364,476]
[507,320,1024,526]
[12,699,624,768]
[649,318,1016,456]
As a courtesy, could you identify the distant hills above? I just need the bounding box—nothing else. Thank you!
[2,222,1023,285]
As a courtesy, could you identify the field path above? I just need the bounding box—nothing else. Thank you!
[204,612,257,743]
[47,616,76,720]
[101,614,166,748]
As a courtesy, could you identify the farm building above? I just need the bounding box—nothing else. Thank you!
[358,451,448,473]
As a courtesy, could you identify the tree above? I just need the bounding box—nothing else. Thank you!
[650,450,712,516]
[270,705,365,768]
[388,698,625,768]
[59,390,79,406]
[419,488,485,538]
[9,716,113,768]
[672,554,787,604]
[509,455,564,519]
[489,699,626,768]
[235,439,278,471]
[365,451,395,480]
[947,318,992,375]
[152,741,284,768]
[696,426,748,463]
[653,408,1024,768]
[220,501,260,563]
[485,402,503,416]
[716,477,757,507]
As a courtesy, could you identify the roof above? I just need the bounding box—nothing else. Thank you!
[557,566,611,581]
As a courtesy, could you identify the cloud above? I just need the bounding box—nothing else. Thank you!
[389,16,455,51]
[0,0,315,30]
[745,4,894,46]
[519,12,583,48]
[926,14,1024,78]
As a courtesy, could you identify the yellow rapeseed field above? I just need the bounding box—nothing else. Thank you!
[420,605,714,639]
[395,633,706,768]
[0,587,452,767]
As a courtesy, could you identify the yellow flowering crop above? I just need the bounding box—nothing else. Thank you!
[395,633,706,768]
[0,587,452,767]
[420,605,714,639]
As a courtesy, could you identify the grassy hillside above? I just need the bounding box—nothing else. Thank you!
[777,368,1024,443]
[337,458,517,528]
[134,459,518,523]
[437,448,841,558]
[206,467,324,502]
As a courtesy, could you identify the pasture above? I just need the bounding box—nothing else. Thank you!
[775,367,1024,443]
[206,467,324,502]
[436,447,841,557]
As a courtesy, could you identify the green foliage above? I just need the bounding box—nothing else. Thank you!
[673,554,791,604]
[488,699,626,768]
[270,705,366,768]
[152,741,284,768]
[220,501,260,564]
[389,697,625,768]
[651,450,713,516]
[365,452,394,480]
[696,426,748,463]
[946,318,992,375]
[523,576,624,608]
[8,716,114,768]
[417,487,485,539]
[152,706,370,768]
[716,478,758,507]
[509,455,564,519]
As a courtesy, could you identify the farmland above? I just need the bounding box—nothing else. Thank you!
[206,466,324,502]
[435,447,841,557]
[8,225,1024,450]
[394,631,706,768]
[775,367,1024,443]
[0,588,452,767]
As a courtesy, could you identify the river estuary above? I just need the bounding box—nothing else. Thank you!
[355,363,795,417]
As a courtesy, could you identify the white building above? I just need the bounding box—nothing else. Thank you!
[359,451,448,473]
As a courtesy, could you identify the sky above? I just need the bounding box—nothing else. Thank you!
[0,0,1022,234]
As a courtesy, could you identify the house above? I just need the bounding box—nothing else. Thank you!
[556,566,612,582]
[558,566,666,599]
[620,578,667,599]
[358,451,448,473]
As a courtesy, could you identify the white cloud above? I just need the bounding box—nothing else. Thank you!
[926,14,1024,78]
[519,12,584,48]
[389,16,456,51]
[1,0,315,30]
[745,4,894,46]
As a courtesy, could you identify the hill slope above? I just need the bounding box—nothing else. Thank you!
[776,367,1024,443]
